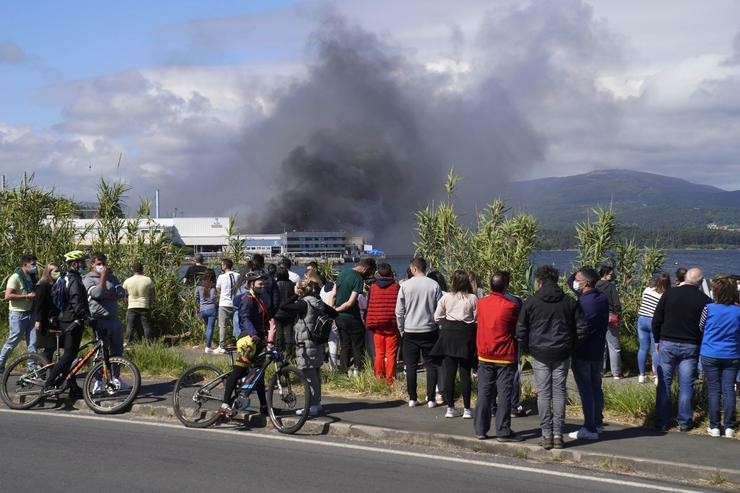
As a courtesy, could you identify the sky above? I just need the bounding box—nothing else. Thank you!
[1,1,739,234]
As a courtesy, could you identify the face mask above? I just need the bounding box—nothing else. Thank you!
[572,280,581,292]
[252,287,263,295]
[95,265,105,273]
[78,265,87,274]
[51,271,61,281]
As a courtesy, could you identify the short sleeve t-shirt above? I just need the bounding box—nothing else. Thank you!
[123,275,154,309]
[6,272,33,312]
[335,269,366,320]
[216,271,241,308]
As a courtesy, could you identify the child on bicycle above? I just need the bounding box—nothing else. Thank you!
[220,331,267,416]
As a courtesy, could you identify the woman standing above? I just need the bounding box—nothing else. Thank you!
[33,262,62,362]
[196,269,218,353]
[597,266,622,379]
[700,276,739,438]
[636,272,671,383]
[431,270,477,418]
[280,274,337,416]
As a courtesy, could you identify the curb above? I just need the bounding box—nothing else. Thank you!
[126,401,740,486]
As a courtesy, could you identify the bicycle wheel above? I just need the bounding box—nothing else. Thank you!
[83,356,141,414]
[0,353,50,410]
[267,365,310,434]
[173,364,226,428]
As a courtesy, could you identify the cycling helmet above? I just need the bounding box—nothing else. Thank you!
[64,250,87,262]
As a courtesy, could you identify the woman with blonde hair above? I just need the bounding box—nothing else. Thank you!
[33,262,62,362]
[636,272,671,383]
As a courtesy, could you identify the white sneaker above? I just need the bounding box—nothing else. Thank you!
[409,400,419,407]
[204,347,213,354]
[91,379,103,394]
[568,427,599,440]
[113,377,131,390]
[638,375,646,383]
[435,392,444,405]
[427,400,437,409]
[707,427,721,437]
[725,428,736,438]
[463,408,473,419]
[445,407,462,418]
[613,376,621,380]
[213,346,226,354]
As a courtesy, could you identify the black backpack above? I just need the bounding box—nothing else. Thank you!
[51,274,68,312]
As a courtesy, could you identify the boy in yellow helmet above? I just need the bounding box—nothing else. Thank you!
[220,332,267,416]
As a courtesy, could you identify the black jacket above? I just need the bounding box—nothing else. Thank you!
[516,282,588,363]
[273,279,298,321]
[651,284,711,345]
[59,271,90,324]
[33,281,60,331]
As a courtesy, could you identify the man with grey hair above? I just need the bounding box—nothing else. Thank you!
[652,267,712,432]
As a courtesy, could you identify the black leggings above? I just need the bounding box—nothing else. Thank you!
[45,323,84,389]
[443,356,473,409]
[275,320,295,359]
[222,365,266,407]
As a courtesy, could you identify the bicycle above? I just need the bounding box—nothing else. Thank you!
[0,324,141,414]
[172,345,310,434]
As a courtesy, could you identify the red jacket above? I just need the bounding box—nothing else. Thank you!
[365,278,400,333]
[476,292,520,363]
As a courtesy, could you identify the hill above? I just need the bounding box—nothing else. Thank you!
[500,169,740,248]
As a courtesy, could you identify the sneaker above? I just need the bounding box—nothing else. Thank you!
[475,434,488,440]
[568,428,599,440]
[612,375,621,381]
[204,347,213,354]
[638,375,646,383]
[408,400,419,407]
[219,403,237,417]
[463,408,473,419]
[91,379,104,394]
[725,428,736,438]
[511,406,526,418]
[496,433,523,443]
[213,346,226,354]
[113,377,131,390]
[427,400,437,409]
[707,427,721,437]
[435,392,444,405]
[539,436,553,450]
[596,425,604,434]
[445,407,462,418]
[308,405,322,416]
[553,435,564,449]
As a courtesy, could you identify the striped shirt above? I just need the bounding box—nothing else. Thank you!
[638,287,663,318]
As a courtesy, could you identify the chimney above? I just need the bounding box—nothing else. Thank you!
[155,189,160,219]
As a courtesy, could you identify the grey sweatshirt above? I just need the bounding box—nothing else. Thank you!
[395,275,442,334]
[83,270,123,320]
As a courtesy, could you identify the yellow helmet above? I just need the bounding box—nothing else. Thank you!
[64,250,86,262]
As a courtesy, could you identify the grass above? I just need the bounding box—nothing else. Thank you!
[126,341,191,378]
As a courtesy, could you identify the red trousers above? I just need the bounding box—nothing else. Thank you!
[372,328,401,385]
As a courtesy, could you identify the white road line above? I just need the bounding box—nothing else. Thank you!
[0,408,707,493]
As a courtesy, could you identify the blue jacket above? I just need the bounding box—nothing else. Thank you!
[238,291,268,339]
[700,303,740,359]
[572,289,610,361]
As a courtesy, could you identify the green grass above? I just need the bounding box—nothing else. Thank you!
[126,341,190,377]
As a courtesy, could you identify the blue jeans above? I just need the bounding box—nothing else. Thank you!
[655,340,699,428]
[532,357,570,437]
[0,311,37,369]
[200,307,217,347]
[571,358,604,433]
[701,356,739,430]
[637,316,657,374]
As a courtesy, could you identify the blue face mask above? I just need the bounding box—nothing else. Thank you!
[78,265,87,274]
[28,265,38,274]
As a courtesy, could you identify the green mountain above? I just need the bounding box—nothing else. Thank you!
[501,169,740,248]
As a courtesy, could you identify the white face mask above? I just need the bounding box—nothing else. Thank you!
[95,265,105,273]
[572,280,581,291]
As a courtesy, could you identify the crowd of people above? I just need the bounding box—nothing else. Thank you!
[2,250,738,448]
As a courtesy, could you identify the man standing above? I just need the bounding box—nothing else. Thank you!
[396,257,442,407]
[568,267,609,441]
[517,265,587,450]
[334,258,376,375]
[43,250,90,398]
[474,272,522,441]
[652,267,712,431]
[84,253,125,361]
[279,257,301,284]
[0,255,38,372]
[215,258,240,353]
[123,262,155,343]
[182,254,207,284]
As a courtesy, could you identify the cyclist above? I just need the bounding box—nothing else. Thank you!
[219,332,266,417]
[43,250,90,399]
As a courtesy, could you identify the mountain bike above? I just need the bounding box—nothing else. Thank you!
[172,345,310,434]
[0,324,141,414]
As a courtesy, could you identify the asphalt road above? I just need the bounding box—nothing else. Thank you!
[0,410,719,493]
